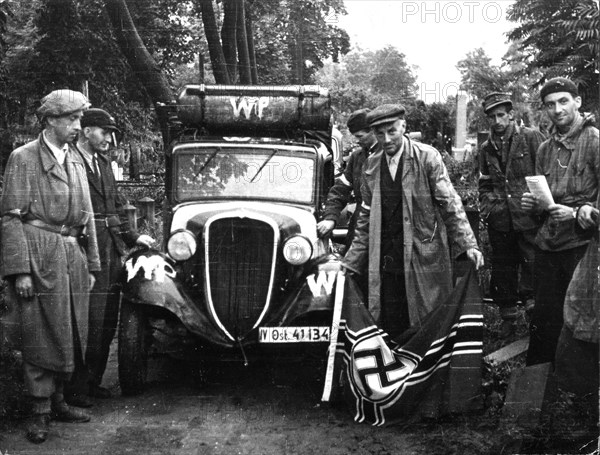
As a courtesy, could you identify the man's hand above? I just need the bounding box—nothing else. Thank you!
[521,192,540,213]
[576,205,599,230]
[548,204,575,222]
[466,248,484,270]
[316,220,336,237]
[136,235,155,247]
[15,273,34,299]
[89,273,96,290]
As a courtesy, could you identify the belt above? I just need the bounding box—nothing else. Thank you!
[25,219,84,237]
[94,215,121,227]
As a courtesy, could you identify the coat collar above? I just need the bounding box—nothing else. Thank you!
[38,133,75,184]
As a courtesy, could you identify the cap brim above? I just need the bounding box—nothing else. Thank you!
[484,100,512,114]
[369,116,402,128]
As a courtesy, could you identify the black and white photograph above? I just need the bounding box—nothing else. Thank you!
[0,0,598,453]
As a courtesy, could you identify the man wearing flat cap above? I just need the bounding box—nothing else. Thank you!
[318,108,379,249]
[478,92,546,338]
[343,104,483,338]
[521,77,599,366]
[65,108,154,406]
[0,89,101,443]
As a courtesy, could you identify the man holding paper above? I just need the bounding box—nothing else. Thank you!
[478,92,545,338]
[521,77,599,366]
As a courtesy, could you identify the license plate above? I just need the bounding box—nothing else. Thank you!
[258,326,330,343]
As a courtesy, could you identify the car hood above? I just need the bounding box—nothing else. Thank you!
[171,201,319,243]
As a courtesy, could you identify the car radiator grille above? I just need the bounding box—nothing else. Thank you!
[206,217,275,340]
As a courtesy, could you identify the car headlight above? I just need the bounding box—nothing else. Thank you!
[283,235,313,265]
[167,229,197,261]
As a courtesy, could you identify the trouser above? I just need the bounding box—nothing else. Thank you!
[86,242,122,387]
[380,271,409,340]
[487,226,537,320]
[526,245,587,366]
[67,235,121,395]
[23,361,70,415]
[555,326,599,401]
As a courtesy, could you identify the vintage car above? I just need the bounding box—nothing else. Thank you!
[118,85,346,395]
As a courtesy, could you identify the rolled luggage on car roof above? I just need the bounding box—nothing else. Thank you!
[175,84,332,138]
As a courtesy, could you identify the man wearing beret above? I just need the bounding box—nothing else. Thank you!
[521,77,599,366]
[0,89,101,442]
[317,108,379,249]
[343,104,483,338]
[478,92,546,338]
[65,108,154,406]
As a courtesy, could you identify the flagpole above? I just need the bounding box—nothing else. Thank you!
[321,270,345,402]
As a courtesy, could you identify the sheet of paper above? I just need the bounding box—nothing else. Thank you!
[525,175,554,210]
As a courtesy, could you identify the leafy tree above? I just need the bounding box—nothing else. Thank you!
[507,0,599,110]
[316,46,418,115]
[456,46,545,133]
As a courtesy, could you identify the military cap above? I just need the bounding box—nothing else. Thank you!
[81,108,120,132]
[482,92,513,114]
[540,77,579,101]
[347,108,371,134]
[37,89,90,119]
[367,104,406,128]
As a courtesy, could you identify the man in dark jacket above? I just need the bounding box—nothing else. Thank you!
[478,92,545,337]
[343,104,483,338]
[66,108,154,406]
[317,108,378,249]
[522,77,599,365]
[1,89,101,443]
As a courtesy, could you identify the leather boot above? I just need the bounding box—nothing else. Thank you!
[26,414,50,443]
[51,401,91,423]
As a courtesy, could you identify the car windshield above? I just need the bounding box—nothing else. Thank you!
[175,147,316,203]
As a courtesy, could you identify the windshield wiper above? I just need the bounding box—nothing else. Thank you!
[250,149,278,183]
[197,147,220,175]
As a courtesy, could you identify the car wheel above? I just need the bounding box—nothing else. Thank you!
[118,299,150,396]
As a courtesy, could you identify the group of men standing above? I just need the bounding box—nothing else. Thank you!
[0,89,153,443]
[320,77,598,404]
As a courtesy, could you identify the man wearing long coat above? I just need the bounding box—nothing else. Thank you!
[0,89,101,443]
[343,104,482,337]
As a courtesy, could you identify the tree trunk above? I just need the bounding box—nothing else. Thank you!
[198,0,230,84]
[221,0,238,83]
[245,1,258,84]
[104,0,173,105]
[236,0,252,84]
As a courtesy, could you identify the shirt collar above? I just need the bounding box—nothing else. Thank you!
[42,131,69,164]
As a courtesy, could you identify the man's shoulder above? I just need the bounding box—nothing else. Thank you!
[410,140,444,164]
[10,138,41,160]
[519,125,544,138]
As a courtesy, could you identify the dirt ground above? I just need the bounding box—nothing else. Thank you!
[0,342,431,455]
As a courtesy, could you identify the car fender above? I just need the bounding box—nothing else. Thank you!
[262,253,345,327]
[122,249,232,346]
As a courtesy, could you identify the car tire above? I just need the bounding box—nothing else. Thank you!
[118,300,150,396]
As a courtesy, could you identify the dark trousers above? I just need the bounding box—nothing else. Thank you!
[526,245,587,366]
[487,226,537,319]
[380,272,409,340]
[67,230,122,395]
[555,326,599,401]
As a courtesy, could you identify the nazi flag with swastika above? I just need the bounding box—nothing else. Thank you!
[322,261,484,426]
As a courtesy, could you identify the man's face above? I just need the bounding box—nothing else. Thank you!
[47,110,84,145]
[486,105,513,135]
[353,129,375,151]
[543,91,581,132]
[374,119,406,156]
[84,126,113,154]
